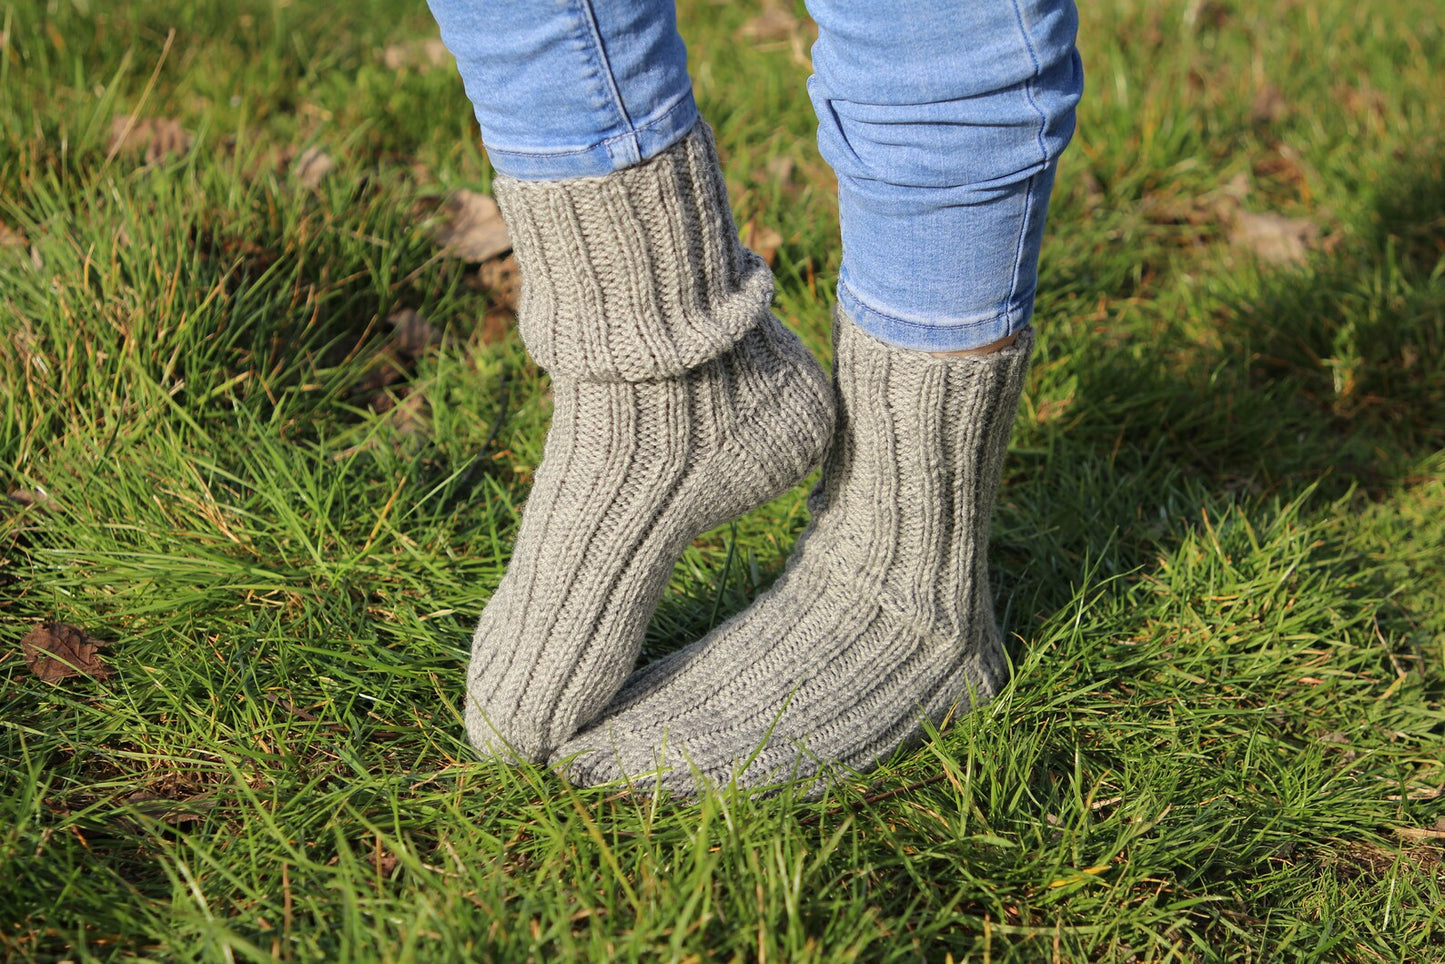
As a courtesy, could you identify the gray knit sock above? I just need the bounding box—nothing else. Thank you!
[466,123,834,763]
[551,313,1032,795]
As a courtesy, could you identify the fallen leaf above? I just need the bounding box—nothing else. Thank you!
[291,146,336,189]
[1182,0,1232,31]
[108,116,192,165]
[430,190,512,262]
[382,37,452,72]
[1251,145,1313,199]
[373,388,430,436]
[1333,82,1389,123]
[6,488,52,511]
[370,833,402,875]
[123,790,217,826]
[765,156,795,184]
[1229,209,1320,265]
[740,219,783,266]
[21,622,112,682]
[459,248,520,343]
[476,252,521,314]
[1249,85,1289,126]
[738,6,801,43]
[388,308,442,359]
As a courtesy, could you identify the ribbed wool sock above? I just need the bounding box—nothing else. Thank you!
[552,313,1033,795]
[466,123,834,763]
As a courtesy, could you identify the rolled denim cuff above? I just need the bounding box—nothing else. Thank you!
[838,277,1033,354]
[484,92,699,181]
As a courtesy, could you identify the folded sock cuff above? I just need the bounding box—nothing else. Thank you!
[494,121,771,381]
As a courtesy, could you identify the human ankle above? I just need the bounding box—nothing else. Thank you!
[929,331,1020,358]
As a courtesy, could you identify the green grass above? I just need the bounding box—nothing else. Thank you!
[2,0,1442,960]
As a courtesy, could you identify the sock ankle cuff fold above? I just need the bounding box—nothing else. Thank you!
[494,122,772,382]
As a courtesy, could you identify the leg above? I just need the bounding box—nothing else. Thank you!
[814,0,1083,352]
[426,0,699,179]
[426,0,836,761]
[555,0,1083,795]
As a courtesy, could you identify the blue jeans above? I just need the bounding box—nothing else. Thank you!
[426,0,1082,352]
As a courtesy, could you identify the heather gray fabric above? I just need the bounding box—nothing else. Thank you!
[495,122,772,382]
[466,123,835,762]
[552,314,1033,795]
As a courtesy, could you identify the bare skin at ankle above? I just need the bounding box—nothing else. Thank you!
[931,332,1020,358]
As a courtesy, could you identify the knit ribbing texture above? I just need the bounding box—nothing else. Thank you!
[493,123,770,382]
[552,313,1034,795]
[466,122,834,763]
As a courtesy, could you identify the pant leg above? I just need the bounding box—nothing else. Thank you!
[426,0,698,179]
[805,0,1084,352]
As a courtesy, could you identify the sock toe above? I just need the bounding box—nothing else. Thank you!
[550,316,1033,796]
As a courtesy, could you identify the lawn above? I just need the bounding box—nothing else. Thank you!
[1,0,1442,960]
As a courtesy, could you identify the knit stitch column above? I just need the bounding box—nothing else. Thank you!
[465,123,834,762]
[553,312,1032,794]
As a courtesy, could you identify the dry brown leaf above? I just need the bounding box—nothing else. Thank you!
[431,190,512,262]
[388,308,442,359]
[467,250,521,343]
[369,833,402,875]
[1251,145,1313,199]
[738,6,802,43]
[479,310,515,346]
[1229,209,1321,265]
[385,389,430,436]
[368,386,431,443]
[21,622,112,683]
[1333,82,1389,123]
[382,37,452,72]
[291,146,336,189]
[741,219,783,267]
[109,116,193,165]
[1249,85,1289,126]
[123,790,217,826]
[7,488,52,511]
[0,223,26,249]
[765,156,795,184]
[476,252,521,313]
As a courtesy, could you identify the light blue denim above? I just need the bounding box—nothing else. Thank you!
[425,0,1082,352]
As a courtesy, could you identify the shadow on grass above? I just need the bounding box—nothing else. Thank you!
[997,146,1444,608]
[642,151,1444,659]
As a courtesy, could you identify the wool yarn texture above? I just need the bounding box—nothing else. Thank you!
[554,315,1033,795]
[466,122,835,762]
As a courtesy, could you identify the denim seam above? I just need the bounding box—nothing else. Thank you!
[1002,169,1039,327]
[483,95,697,164]
[1005,0,1053,327]
[1007,0,1053,166]
[572,0,635,140]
